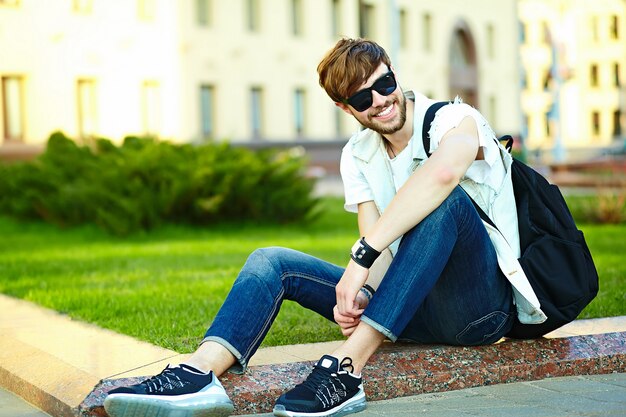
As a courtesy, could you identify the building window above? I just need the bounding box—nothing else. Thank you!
[294,88,306,137]
[72,0,92,13]
[519,21,527,44]
[486,24,495,59]
[398,9,408,49]
[422,13,432,51]
[592,111,601,136]
[196,0,212,27]
[331,0,341,38]
[610,15,619,39]
[450,29,473,69]
[142,81,160,136]
[246,0,260,32]
[200,85,214,139]
[1,76,25,142]
[542,21,551,44]
[614,110,622,138]
[291,0,303,36]
[614,63,620,87]
[520,68,528,89]
[591,16,599,42]
[334,107,343,137]
[250,87,263,139]
[543,69,553,90]
[77,79,97,140]
[488,95,497,126]
[359,1,375,39]
[138,0,156,21]
[590,64,599,87]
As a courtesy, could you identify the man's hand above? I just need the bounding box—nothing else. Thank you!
[335,259,369,318]
[334,288,370,336]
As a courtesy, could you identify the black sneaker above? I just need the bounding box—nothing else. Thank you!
[104,364,234,417]
[273,355,366,417]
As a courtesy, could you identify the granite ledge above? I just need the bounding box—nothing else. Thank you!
[80,331,626,416]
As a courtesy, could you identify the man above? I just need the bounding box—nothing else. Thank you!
[104,38,545,417]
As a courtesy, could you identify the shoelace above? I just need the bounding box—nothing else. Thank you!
[339,357,354,374]
[300,357,355,401]
[301,364,335,393]
[141,367,186,394]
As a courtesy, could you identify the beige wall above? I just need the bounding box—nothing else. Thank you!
[519,0,626,159]
[396,0,521,135]
[0,0,520,147]
[175,0,351,142]
[0,0,184,143]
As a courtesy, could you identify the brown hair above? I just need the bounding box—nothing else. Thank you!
[317,38,391,103]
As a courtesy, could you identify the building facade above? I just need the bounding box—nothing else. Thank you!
[1,0,520,149]
[519,0,626,161]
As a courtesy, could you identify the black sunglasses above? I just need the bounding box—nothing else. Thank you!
[343,70,397,112]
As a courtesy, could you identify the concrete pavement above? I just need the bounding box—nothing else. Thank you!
[0,386,50,417]
[238,373,626,417]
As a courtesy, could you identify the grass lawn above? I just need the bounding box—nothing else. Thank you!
[0,196,624,353]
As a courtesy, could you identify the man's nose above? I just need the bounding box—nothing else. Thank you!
[371,90,388,108]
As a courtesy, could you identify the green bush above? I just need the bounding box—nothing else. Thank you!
[565,189,626,225]
[0,132,319,235]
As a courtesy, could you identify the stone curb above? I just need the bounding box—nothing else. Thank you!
[81,332,626,416]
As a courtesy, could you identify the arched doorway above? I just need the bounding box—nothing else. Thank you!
[449,21,478,107]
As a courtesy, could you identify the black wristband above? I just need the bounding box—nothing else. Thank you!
[350,237,381,269]
[362,284,376,296]
[359,287,373,301]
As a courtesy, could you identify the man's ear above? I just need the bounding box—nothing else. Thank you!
[335,101,354,116]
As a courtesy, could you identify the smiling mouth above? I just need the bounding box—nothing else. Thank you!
[373,102,394,118]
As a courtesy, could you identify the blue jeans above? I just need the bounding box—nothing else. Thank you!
[202,187,514,372]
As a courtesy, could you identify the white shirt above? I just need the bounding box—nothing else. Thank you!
[388,139,414,191]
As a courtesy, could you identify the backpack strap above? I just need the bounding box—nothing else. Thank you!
[499,135,514,153]
[421,101,449,158]
[422,102,516,156]
[466,194,497,229]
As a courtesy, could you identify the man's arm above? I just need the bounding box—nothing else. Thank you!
[356,200,392,291]
[333,200,391,336]
[335,116,480,316]
[365,115,479,252]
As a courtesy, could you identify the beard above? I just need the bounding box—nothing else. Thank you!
[358,92,407,135]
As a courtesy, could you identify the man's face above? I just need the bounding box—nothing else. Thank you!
[340,63,407,135]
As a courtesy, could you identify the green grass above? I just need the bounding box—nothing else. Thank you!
[0,198,354,353]
[0,197,624,353]
[575,224,626,319]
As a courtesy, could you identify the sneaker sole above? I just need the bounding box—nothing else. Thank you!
[272,390,366,417]
[104,393,234,417]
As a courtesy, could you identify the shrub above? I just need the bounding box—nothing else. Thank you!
[583,188,626,224]
[0,132,319,235]
[566,188,626,225]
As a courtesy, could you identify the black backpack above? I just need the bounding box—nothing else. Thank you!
[422,101,599,339]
